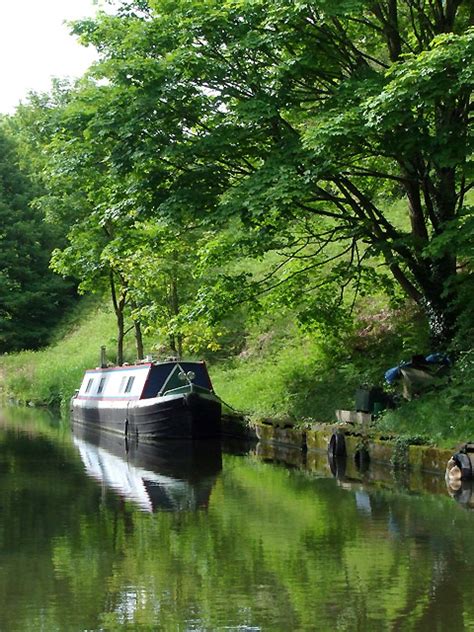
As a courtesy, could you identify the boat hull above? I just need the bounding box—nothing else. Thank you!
[71,391,222,440]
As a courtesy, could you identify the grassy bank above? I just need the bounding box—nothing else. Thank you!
[373,354,474,449]
[1,299,472,449]
[212,330,360,423]
[0,299,121,412]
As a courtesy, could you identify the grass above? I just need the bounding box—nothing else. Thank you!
[0,296,363,421]
[212,299,427,422]
[0,298,129,412]
[212,336,360,423]
[1,293,473,449]
[212,305,474,448]
[214,343,474,448]
[372,354,474,449]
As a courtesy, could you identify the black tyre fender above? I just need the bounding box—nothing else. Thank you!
[328,432,346,458]
[454,452,473,480]
[328,453,347,479]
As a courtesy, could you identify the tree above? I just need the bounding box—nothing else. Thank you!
[15,78,222,362]
[12,83,146,364]
[0,125,74,352]
[70,0,473,347]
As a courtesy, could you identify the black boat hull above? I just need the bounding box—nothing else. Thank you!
[71,391,222,440]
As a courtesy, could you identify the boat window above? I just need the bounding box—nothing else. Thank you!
[97,377,106,394]
[119,376,127,392]
[85,378,94,393]
[124,376,135,393]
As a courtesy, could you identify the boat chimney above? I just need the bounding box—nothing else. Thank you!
[100,346,107,368]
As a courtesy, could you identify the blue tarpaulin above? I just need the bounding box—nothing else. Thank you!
[384,354,450,384]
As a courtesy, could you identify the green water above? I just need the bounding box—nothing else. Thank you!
[0,408,473,631]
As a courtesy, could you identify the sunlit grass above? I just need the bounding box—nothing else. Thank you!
[1,279,473,449]
[0,299,125,411]
[373,359,474,449]
[212,335,358,423]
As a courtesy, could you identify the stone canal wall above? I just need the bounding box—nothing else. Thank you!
[222,415,453,477]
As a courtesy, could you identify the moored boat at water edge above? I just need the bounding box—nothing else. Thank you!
[71,359,222,440]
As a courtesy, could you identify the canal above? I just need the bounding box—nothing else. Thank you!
[0,407,473,631]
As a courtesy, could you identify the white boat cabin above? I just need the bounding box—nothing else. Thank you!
[76,361,213,401]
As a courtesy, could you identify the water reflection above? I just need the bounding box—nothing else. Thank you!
[446,478,474,510]
[72,423,222,513]
[0,408,473,631]
[328,452,347,478]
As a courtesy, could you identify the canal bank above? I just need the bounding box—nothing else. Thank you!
[222,413,456,477]
[1,405,474,631]
[222,414,473,510]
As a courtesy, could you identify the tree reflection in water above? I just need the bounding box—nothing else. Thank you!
[0,407,472,631]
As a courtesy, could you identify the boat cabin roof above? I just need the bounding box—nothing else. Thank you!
[77,360,212,400]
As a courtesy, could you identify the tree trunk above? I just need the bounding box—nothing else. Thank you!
[372,1,402,61]
[134,320,144,360]
[116,311,125,366]
[110,271,126,366]
[168,271,182,358]
[424,257,458,348]
[169,334,177,355]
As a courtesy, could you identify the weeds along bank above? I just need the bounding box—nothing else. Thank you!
[213,338,474,449]
[0,296,397,414]
[0,299,473,448]
[0,302,118,413]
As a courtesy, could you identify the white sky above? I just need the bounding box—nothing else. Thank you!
[0,0,103,113]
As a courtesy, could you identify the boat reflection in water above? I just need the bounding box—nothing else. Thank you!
[72,423,222,513]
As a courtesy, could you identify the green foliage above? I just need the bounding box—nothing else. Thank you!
[375,350,474,448]
[0,125,75,352]
[390,435,429,470]
[9,0,472,354]
[0,300,123,410]
[59,0,473,346]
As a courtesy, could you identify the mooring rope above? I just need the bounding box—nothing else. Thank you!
[215,394,245,416]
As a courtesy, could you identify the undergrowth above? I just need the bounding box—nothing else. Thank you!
[373,352,474,448]
[0,298,134,411]
[212,335,359,422]
[1,293,473,449]
[212,302,428,423]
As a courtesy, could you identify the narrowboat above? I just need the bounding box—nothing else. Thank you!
[71,360,222,440]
